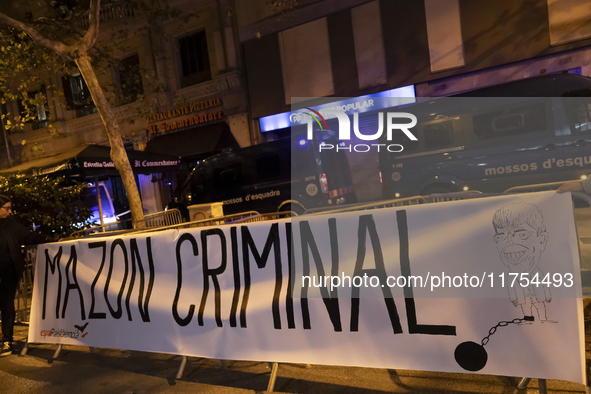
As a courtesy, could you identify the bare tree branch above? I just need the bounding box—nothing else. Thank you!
[78,0,101,52]
[30,18,86,40]
[0,11,70,55]
[0,0,147,228]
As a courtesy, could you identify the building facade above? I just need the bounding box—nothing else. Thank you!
[237,0,591,201]
[0,0,251,213]
[239,0,591,122]
[4,0,591,210]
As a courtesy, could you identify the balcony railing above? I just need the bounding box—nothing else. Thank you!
[77,1,137,29]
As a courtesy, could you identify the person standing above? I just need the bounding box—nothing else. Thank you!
[0,195,44,356]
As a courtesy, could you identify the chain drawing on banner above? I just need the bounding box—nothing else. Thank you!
[454,202,558,372]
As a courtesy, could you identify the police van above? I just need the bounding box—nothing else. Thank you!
[170,132,356,218]
[378,74,591,198]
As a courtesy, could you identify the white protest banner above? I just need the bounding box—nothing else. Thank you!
[29,191,584,383]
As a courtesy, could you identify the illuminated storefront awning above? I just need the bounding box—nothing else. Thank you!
[0,144,181,178]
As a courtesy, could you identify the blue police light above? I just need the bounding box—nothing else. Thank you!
[298,139,307,146]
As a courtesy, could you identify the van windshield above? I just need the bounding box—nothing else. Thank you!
[292,139,315,174]
[563,96,591,134]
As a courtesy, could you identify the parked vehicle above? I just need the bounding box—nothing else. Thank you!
[378,74,591,198]
[170,133,356,219]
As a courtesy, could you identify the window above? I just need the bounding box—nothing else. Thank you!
[563,96,591,134]
[0,102,8,124]
[472,103,547,140]
[117,54,144,105]
[293,139,315,174]
[389,130,419,158]
[189,169,210,204]
[178,30,211,88]
[212,164,242,188]
[62,74,97,118]
[31,90,48,130]
[17,86,49,130]
[423,121,454,149]
[278,18,334,103]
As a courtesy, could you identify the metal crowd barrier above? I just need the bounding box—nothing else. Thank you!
[228,211,296,224]
[130,211,263,235]
[504,180,591,207]
[120,208,183,229]
[15,246,37,324]
[301,184,591,217]
[127,211,297,237]
[64,210,297,242]
[504,181,568,194]
[62,211,299,241]
[302,193,497,216]
[303,196,427,215]
[426,191,503,202]
[68,208,183,239]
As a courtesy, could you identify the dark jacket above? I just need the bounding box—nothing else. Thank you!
[0,218,45,278]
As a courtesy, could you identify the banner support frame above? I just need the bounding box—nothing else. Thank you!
[517,377,547,394]
[176,356,187,379]
[267,362,279,392]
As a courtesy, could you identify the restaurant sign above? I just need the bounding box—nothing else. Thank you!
[147,97,223,137]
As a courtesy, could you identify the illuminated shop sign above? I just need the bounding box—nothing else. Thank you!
[146,97,224,137]
[259,85,416,132]
[146,98,222,124]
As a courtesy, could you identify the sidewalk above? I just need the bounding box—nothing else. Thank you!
[0,323,588,394]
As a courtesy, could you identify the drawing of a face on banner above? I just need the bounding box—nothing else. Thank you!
[455,201,559,373]
[492,203,548,275]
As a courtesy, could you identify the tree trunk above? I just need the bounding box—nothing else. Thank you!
[76,53,145,229]
[0,104,12,167]
[0,1,146,229]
